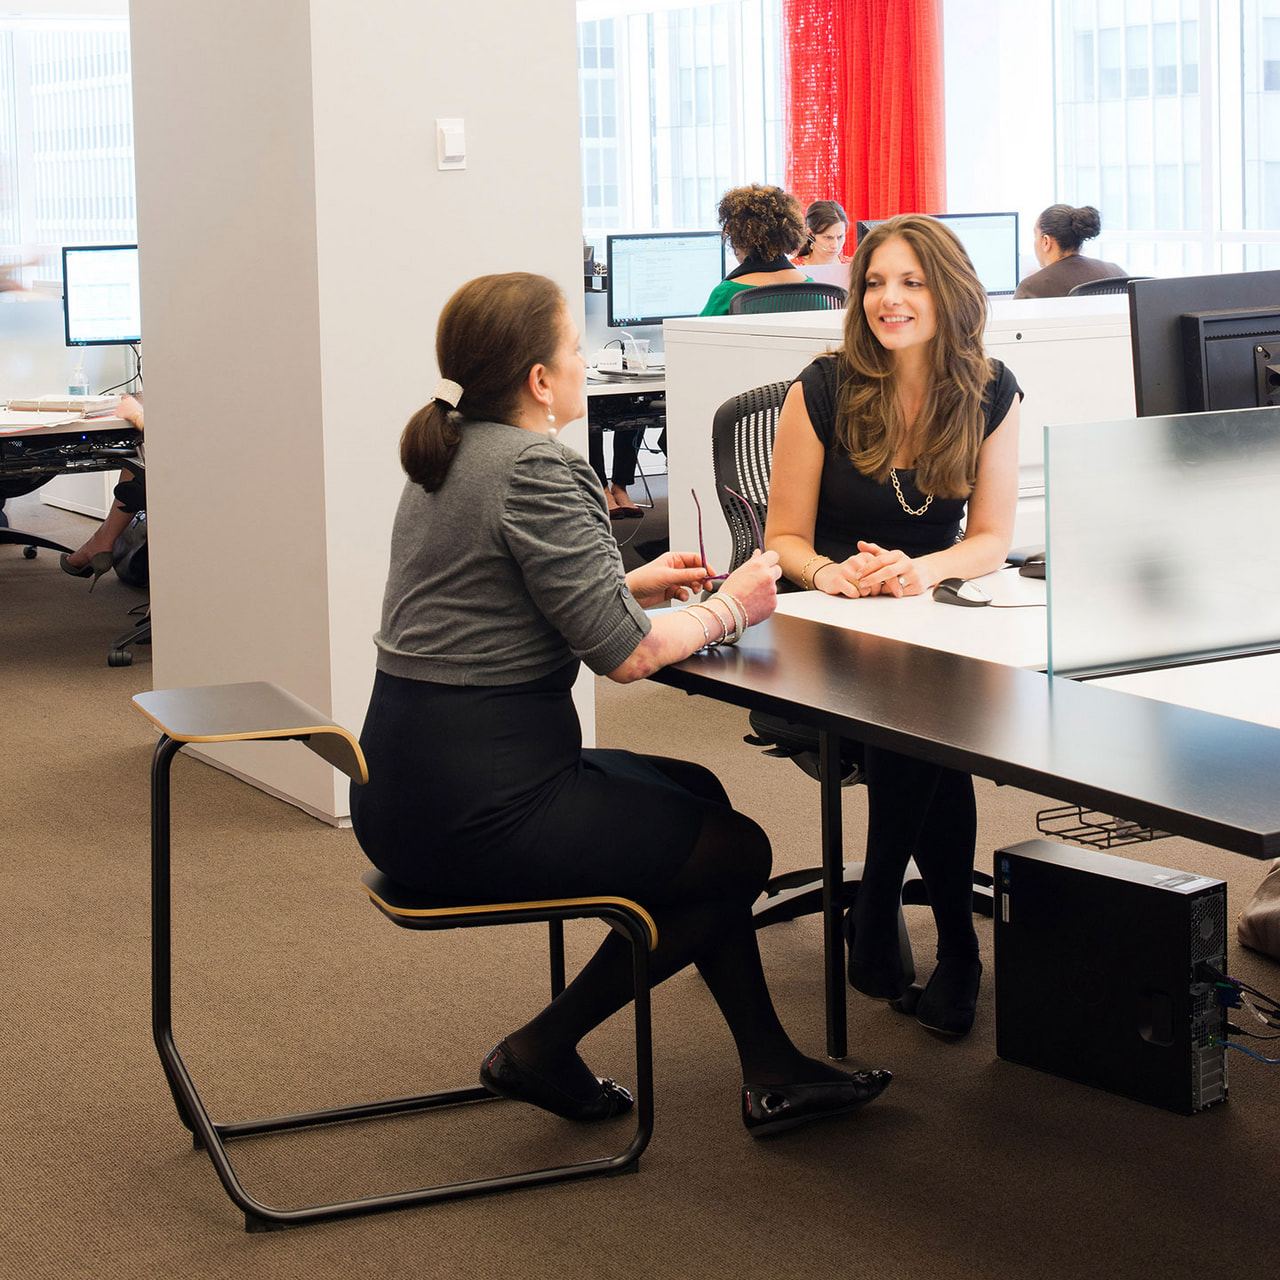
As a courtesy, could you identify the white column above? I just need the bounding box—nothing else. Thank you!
[129,0,586,820]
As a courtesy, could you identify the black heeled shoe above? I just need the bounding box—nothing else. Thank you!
[742,1069,893,1138]
[60,550,113,591]
[915,958,982,1038]
[479,1039,633,1122]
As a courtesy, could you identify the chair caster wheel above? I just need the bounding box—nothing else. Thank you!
[108,648,132,667]
[22,545,36,559]
[888,983,924,1015]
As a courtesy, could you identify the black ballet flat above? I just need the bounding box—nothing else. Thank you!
[915,959,983,1038]
[479,1039,633,1122]
[742,1070,893,1138]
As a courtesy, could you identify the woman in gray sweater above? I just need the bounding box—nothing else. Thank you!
[351,272,890,1138]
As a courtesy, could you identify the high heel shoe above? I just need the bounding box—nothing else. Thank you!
[915,958,982,1038]
[60,550,113,590]
[479,1039,633,1122]
[742,1069,893,1138]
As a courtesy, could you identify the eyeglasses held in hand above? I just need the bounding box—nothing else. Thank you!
[691,487,764,583]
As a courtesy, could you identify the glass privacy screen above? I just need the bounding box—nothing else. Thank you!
[1045,406,1280,678]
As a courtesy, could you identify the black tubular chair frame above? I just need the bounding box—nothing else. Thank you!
[727,281,847,315]
[138,682,655,1233]
[1066,274,1152,296]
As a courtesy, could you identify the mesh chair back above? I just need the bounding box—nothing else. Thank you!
[1066,275,1151,297]
[710,381,791,572]
[728,282,847,315]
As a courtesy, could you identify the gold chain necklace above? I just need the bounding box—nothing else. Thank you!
[890,467,933,517]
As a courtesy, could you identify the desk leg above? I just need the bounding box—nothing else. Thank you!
[819,729,847,1060]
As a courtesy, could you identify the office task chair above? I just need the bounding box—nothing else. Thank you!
[134,681,655,1233]
[1066,275,1152,297]
[105,464,150,666]
[710,383,992,1005]
[727,281,847,315]
[0,477,75,558]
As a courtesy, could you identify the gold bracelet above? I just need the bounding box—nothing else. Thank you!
[688,603,727,646]
[703,596,739,644]
[800,554,834,591]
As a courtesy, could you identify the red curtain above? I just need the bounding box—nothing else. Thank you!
[783,0,946,224]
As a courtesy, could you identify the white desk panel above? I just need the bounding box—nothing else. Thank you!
[775,566,1048,669]
[1091,654,1280,731]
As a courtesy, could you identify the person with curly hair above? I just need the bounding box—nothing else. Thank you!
[1013,204,1127,299]
[764,215,1023,1040]
[700,184,809,316]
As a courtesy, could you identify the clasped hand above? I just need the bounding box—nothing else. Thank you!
[814,541,916,598]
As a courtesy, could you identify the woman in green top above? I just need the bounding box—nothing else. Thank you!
[700,184,810,316]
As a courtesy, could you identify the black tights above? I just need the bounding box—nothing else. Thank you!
[507,756,845,1092]
[849,746,979,972]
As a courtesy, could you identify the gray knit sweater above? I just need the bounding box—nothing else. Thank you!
[375,419,651,685]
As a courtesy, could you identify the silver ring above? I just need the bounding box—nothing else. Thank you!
[896,575,906,588]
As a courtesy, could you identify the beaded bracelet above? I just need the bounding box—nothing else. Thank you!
[800,554,834,591]
[687,603,728,647]
[703,596,741,645]
[721,591,750,631]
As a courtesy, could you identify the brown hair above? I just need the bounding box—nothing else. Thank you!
[833,214,991,498]
[1036,203,1102,254]
[716,184,806,261]
[400,273,566,492]
[802,199,849,252]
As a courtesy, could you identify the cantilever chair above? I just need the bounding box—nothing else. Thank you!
[1066,275,1152,297]
[134,681,655,1232]
[728,281,847,315]
[709,384,992,1007]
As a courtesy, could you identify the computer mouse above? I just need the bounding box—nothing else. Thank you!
[1018,552,1046,579]
[931,577,991,607]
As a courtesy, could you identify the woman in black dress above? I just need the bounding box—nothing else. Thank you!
[351,272,890,1136]
[766,216,1022,1038]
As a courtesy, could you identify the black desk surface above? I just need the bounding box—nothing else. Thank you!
[652,611,1280,860]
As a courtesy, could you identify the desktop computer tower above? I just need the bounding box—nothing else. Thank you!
[993,839,1228,1114]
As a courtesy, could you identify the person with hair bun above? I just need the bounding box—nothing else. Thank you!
[765,215,1023,1040]
[1013,204,1127,299]
[794,199,850,267]
[351,271,891,1138]
[700,184,809,315]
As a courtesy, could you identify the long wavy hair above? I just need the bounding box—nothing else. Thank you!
[400,273,565,492]
[832,215,991,498]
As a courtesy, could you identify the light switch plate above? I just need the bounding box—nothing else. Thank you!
[436,118,466,170]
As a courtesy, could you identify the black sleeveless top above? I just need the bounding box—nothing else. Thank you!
[794,355,1022,561]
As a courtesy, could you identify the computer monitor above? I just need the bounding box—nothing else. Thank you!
[854,212,1021,296]
[606,231,725,328]
[62,243,142,346]
[1129,270,1280,416]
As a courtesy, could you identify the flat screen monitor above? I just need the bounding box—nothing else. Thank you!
[854,212,1021,296]
[606,231,725,328]
[62,243,141,346]
[1130,270,1280,415]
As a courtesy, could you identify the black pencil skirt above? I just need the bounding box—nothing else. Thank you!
[350,663,708,903]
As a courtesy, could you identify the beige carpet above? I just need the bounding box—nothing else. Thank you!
[3,491,1279,1280]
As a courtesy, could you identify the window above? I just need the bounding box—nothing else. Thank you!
[1054,0,1280,273]
[577,0,783,236]
[0,16,135,286]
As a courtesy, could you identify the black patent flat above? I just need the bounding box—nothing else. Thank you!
[480,1039,633,1122]
[742,1069,893,1138]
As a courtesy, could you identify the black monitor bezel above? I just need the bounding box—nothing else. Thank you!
[605,230,725,328]
[62,242,142,347]
[853,212,1021,296]
[1130,270,1280,416]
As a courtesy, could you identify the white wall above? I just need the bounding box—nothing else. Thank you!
[129,0,585,821]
